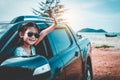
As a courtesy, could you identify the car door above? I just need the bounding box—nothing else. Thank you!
[36,23,66,80]
[47,25,83,80]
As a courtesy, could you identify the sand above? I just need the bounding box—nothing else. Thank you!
[81,33,120,49]
[79,34,120,80]
[92,47,120,80]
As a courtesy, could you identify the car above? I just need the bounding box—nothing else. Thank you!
[0,15,93,80]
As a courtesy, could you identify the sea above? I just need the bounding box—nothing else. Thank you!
[78,32,120,48]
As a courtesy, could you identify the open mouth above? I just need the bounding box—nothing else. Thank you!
[29,39,36,43]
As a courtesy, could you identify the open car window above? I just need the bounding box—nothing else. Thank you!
[35,36,53,59]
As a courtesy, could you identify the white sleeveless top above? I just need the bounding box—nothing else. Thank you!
[14,46,36,57]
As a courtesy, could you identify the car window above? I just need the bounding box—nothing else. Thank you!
[0,24,12,38]
[49,28,71,54]
[35,40,47,57]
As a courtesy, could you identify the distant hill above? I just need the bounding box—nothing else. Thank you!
[79,28,107,33]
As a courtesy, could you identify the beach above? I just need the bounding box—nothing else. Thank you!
[82,33,120,80]
[81,33,120,49]
[92,47,120,80]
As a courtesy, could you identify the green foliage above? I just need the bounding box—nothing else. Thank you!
[32,0,67,22]
[95,45,114,48]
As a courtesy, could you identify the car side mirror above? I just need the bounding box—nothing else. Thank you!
[76,32,82,38]
[0,55,51,79]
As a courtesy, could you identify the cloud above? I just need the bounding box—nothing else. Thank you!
[0,0,42,21]
[0,0,119,32]
[61,0,120,32]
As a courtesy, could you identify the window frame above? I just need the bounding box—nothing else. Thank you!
[47,26,74,55]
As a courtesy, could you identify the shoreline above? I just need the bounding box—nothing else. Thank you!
[85,35,120,49]
[80,32,120,49]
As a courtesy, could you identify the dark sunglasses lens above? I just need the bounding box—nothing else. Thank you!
[35,34,39,38]
[27,32,33,37]
[27,32,39,38]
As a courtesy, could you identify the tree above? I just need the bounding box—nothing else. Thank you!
[32,0,67,22]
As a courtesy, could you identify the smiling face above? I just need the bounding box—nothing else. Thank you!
[19,27,39,46]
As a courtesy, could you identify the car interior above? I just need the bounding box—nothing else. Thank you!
[0,29,53,65]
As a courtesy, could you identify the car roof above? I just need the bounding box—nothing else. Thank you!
[10,15,53,24]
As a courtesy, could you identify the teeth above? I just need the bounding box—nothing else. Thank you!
[29,39,35,42]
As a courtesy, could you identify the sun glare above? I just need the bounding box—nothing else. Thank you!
[62,10,76,24]
[61,9,86,32]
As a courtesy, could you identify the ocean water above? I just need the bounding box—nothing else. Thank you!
[79,32,120,48]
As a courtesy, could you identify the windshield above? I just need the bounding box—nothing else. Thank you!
[0,24,12,38]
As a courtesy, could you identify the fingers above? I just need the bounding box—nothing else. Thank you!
[49,13,54,18]
[48,9,53,17]
[48,10,57,23]
[50,13,56,20]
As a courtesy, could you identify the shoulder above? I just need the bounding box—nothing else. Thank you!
[14,47,25,56]
[15,46,24,52]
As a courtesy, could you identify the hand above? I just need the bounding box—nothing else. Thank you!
[49,12,54,18]
[49,13,57,24]
[48,10,55,18]
[48,10,52,17]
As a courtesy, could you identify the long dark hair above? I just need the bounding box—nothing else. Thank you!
[17,22,40,46]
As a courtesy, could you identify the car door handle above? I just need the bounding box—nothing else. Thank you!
[75,51,79,57]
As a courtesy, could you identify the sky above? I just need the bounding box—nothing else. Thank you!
[0,0,120,32]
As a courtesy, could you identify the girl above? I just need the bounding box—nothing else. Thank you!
[14,13,57,56]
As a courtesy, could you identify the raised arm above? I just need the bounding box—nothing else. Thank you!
[35,13,57,45]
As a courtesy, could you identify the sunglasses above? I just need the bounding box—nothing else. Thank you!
[27,32,40,38]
